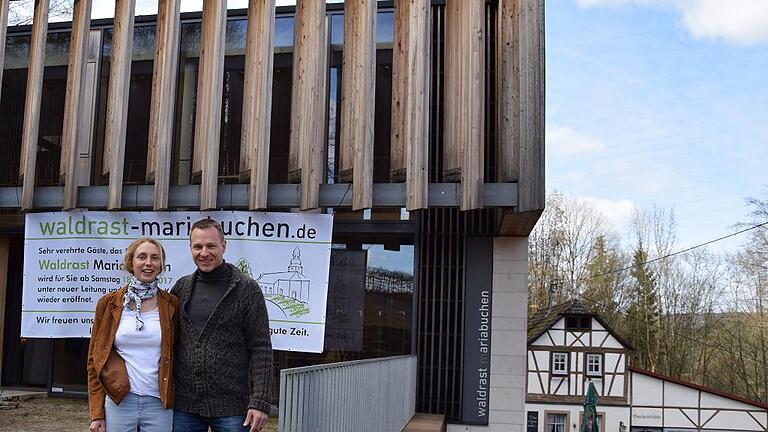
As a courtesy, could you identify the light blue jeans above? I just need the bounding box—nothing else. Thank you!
[105,392,173,432]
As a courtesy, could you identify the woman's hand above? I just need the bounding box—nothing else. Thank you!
[89,419,106,432]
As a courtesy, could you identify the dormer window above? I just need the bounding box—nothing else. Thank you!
[586,353,603,377]
[552,352,568,375]
[565,316,591,331]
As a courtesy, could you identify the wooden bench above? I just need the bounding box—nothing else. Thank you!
[402,413,446,432]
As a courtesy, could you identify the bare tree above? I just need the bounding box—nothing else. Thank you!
[8,0,74,27]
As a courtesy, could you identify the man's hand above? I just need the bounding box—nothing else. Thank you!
[89,419,106,432]
[244,408,268,432]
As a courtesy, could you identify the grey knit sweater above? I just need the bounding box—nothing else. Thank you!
[172,263,273,416]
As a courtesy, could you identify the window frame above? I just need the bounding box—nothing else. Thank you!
[551,352,569,376]
[586,352,604,377]
[544,411,569,432]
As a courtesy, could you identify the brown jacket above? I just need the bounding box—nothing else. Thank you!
[86,286,178,421]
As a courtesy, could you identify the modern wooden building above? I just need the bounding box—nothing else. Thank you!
[0,0,544,430]
[525,301,768,432]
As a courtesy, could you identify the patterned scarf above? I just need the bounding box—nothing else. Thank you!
[123,277,159,331]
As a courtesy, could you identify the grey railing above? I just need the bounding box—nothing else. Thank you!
[278,355,417,432]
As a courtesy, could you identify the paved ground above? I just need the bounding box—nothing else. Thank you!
[0,396,278,432]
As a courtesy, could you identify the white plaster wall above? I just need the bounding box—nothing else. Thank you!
[449,237,528,432]
[632,373,663,405]
[524,403,630,432]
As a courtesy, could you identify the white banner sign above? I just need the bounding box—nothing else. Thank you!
[22,210,333,353]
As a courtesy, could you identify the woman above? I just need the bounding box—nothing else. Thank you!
[87,238,178,432]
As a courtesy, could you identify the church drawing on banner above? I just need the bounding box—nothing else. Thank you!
[257,247,311,303]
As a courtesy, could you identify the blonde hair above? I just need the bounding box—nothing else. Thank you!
[123,238,166,275]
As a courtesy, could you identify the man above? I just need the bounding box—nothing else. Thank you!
[172,218,272,432]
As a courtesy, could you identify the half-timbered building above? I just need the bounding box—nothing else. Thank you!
[524,301,768,432]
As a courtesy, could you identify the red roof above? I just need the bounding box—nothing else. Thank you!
[629,366,768,410]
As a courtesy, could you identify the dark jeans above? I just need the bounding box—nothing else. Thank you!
[172,410,247,432]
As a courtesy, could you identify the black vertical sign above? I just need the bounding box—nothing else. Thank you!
[462,237,493,425]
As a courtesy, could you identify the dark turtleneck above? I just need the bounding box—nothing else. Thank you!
[187,262,232,328]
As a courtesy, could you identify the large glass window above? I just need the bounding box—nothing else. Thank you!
[0,32,70,187]
[327,11,394,184]
[94,25,156,185]
[172,16,295,186]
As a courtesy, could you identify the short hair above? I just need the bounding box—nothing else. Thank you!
[190,218,225,242]
[123,238,166,275]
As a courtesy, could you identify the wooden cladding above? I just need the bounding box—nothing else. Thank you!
[508,0,545,212]
[3,2,544,217]
[19,0,49,210]
[391,0,430,211]
[289,0,328,211]
[146,0,181,210]
[444,0,485,210]
[338,0,376,211]
[103,0,136,209]
[0,0,8,107]
[193,0,227,210]
[61,0,93,210]
[240,0,276,210]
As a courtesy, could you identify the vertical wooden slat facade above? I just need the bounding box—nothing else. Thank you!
[443,0,484,210]
[392,0,430,211]
[289,0,327,211]
[60,0,92,210]
[146,0,181,210]
[103,0,136,210]
[18,0,49,210]
[240,0,276,210]
[517,0,545,213]
[194,0,227,210]
[338,0,376,211]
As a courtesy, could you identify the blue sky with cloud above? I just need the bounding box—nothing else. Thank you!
[547,0,768,250]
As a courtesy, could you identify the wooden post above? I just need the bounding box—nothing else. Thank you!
[496,0,520,184]
[391,0,430,211]
[289,0,327,211]
[61,0,92,210]
[518,0,544,212]
[146,0,181,210]
[240,0,276,210]
[339,0,376,211]
[19,0,50,210]
[194,0,227,210]
[0,0,9,104]
[0,237,9,380]
[389,1,407,183]
[444,0,484,210]
[103,0,136,210]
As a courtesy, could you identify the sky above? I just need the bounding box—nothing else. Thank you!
[11,0,768,251]
[546,0,768,251]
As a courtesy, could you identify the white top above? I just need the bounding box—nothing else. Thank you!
[113,308,162,398]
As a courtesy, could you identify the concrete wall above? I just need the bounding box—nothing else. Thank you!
[449,237,529,431]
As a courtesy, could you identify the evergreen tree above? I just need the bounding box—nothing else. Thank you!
[626,247,660,371]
